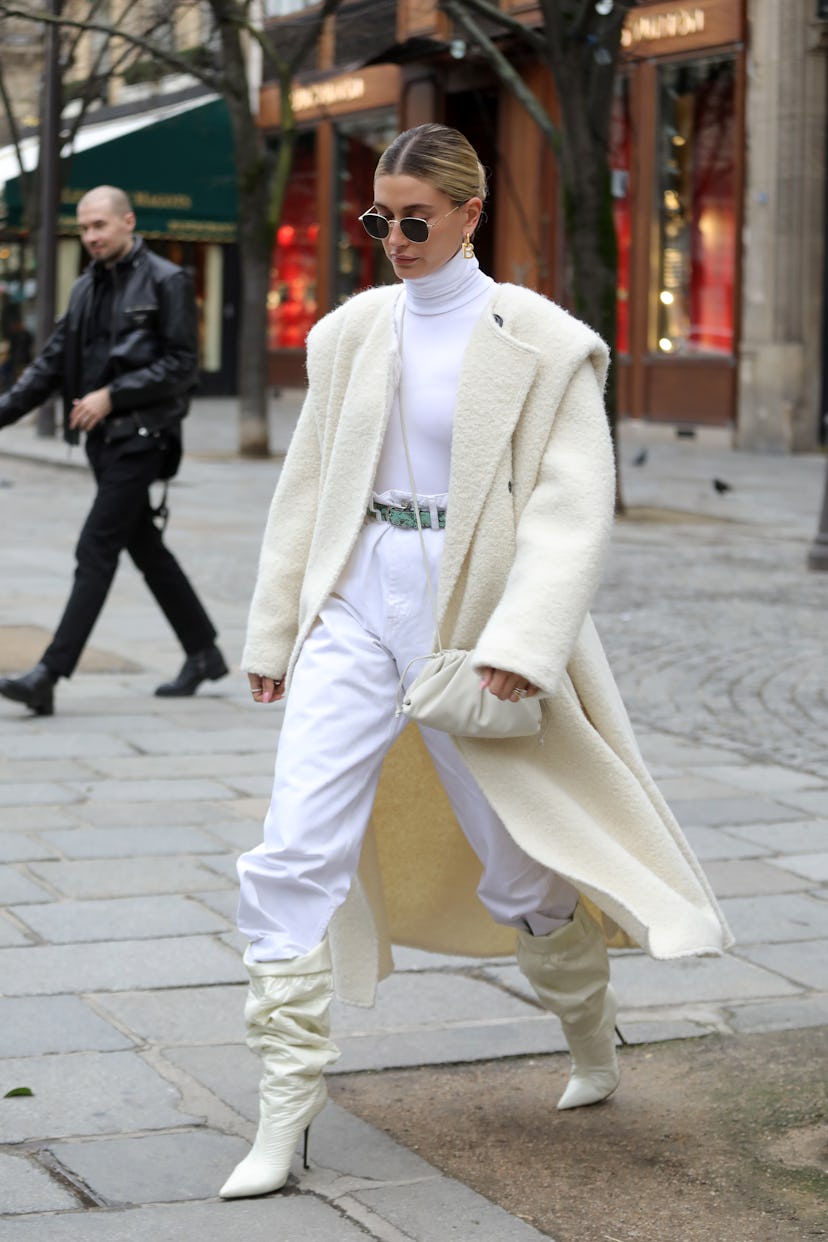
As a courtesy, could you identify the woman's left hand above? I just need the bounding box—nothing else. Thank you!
[479,667,540,702]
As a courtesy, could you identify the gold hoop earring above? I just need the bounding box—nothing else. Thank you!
[462,232,475,259]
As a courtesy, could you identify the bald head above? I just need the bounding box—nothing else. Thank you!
[78,185,133,216]
[76,186,136,267]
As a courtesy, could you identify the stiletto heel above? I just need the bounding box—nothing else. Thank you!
[302,1124,311,1170]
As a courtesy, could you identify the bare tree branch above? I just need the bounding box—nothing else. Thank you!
[440,0,559,152]
[441,0,546,56]
[0,0,223,90]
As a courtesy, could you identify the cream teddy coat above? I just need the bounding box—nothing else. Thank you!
[243,281,733,1005]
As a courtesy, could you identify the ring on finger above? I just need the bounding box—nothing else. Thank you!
[512,686,528,699]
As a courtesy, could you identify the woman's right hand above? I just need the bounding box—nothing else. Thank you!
[248,672,285,704]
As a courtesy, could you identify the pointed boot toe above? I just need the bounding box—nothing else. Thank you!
[557,1064,620,1110]
[219,1085,325,1199]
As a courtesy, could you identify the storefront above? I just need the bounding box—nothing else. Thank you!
[613,0,746,424]
[0,95,239,395]
[259,2,745,423]
[259,66,401,386]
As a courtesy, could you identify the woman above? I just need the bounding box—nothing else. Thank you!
[220,124,731,1201]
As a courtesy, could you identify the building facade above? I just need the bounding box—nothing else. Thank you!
[260,0,828,451]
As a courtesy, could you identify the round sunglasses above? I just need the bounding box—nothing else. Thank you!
[358,203,463,244]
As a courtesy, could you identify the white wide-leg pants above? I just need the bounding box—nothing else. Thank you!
[237,517,578,963]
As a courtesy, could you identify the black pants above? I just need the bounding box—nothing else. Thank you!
[42,434,216,678]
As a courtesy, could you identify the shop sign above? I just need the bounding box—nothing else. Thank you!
[259,64,400,129]
[621,2,741,55]
[292,77,366,114]
[623,7,704,48]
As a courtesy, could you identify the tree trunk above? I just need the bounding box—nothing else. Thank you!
[218,11,274,458]
[551,46,625,513]
[235,162,273,457]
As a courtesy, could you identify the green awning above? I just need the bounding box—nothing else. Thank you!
[3,96,237,241]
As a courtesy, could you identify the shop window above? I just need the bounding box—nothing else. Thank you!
[267,135,318,351]
[334,113,399,306]
[610,75,632,355]
[653,56,736,357]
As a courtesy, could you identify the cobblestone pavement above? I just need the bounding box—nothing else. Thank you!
[0,401,826,1239]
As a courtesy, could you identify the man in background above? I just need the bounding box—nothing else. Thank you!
[0,185,227,715]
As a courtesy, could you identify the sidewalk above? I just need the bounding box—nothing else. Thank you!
[0,398,826,1238]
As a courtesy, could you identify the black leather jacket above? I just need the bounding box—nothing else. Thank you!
[0,237,198,448]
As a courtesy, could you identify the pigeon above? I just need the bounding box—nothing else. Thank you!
[712,478,732,494]
[632,448,648,467]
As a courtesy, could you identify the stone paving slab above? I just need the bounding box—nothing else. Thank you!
[680,824,771,860]
[667,795,805,827]
[0,783,80,806]
[310,1101,441,1182]
[702,858,814,896]
[63,799,254,829]
[766,852,828,882]
[0,759,96,783]
[772,788,828,816]
[0,1152,77,1213]
[0,1051,199,1142]
[728,819,828,852]
[0,1197,379,1241]
[330,972,542,1035]
[351,1176,550,1241]
[62,778,236,803]
[0,734,136,760]
[11,896,233,944]
[485,953,801,1012]
[87,752,269,780]
[0,935,243,995]
[126,728,280,756]
[737,940,828,990]
[27,857,233,900]
[48,1132,252,1205]
[0,996,135,1056]
[193,889,241,921]
[0,915,32,946]
[37,825,227,860]
[160,1045,259,1121]
[92,985,245,1047]
[696,764,826,794]
[719,892,828,943]
[726,993,828,1033]
[0,865,53,904]
[0,808,77,834]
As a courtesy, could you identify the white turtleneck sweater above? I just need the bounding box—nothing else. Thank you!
[373,248,495,499]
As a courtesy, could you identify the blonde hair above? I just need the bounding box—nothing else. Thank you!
[375,124,488,204]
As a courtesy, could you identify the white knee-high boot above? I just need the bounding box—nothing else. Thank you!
[220,938,340,1199]
[517,902,620,1111]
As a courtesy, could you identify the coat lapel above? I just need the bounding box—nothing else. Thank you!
[438,295,541,617]
[320,293,400,531]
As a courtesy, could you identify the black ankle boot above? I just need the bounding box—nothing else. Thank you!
[154,644,229,697]
[0,662,56,715]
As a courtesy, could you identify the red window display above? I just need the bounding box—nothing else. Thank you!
[267,140,318,351]
[654,57,736,357]
[610,78,632,356]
